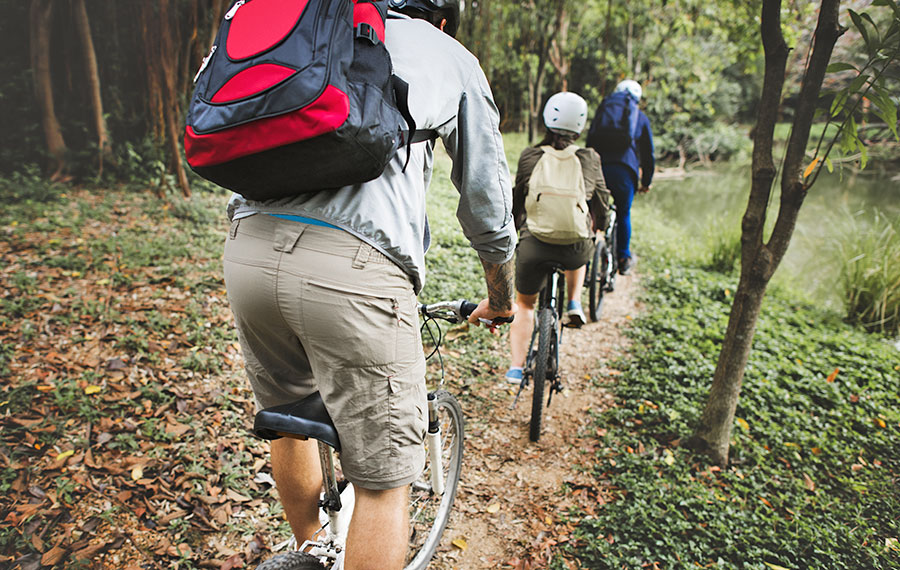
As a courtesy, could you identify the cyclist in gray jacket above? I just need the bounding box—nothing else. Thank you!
[223,2,516,568]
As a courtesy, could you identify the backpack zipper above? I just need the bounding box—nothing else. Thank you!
[225,0,246,20]
[193,45,217,84]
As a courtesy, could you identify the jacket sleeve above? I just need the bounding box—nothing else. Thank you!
[438,66,517,264]
[638,112,655,187]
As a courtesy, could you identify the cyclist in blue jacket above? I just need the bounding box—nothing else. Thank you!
[595,79,655,275]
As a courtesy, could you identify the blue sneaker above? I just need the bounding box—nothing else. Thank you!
[504,367,524,385]
[564,300,586,328]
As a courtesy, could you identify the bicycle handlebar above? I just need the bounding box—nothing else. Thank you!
[418,299,514,326]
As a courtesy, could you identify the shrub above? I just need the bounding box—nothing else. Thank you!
[836,211,900,335]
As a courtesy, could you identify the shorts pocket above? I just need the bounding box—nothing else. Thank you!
[387,363,427,460]
[301,279,399,368]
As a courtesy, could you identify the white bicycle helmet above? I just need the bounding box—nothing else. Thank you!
[542,91,589,135]
[614,79,642,101]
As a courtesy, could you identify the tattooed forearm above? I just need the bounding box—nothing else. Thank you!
[480,258,515,312]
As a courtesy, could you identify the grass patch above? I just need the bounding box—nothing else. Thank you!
[835,210,900,336]
[568,257,900,568]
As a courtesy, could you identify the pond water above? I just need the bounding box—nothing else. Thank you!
[640,162,900,309]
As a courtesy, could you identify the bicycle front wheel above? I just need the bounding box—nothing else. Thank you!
[607,220,618,291]
[405,390,464,570]
[588,240,605,321]
[529,307,554,442]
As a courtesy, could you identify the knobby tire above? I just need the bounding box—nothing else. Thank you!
[607,219,618,291]
[404,390,464,570]
[529,307,554,442]
[256,551,325,569]
[588,240,605,321]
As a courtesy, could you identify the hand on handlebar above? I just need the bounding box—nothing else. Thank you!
[467,298,516,332]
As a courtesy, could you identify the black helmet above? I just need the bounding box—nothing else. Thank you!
[388,0,461,37]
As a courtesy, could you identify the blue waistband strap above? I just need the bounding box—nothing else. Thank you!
[269,214,341,230]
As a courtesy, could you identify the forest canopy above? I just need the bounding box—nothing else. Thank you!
[2,0,895,193]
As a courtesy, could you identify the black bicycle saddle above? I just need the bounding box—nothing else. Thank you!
[253,391,341,452]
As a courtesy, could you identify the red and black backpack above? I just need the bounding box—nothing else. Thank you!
[184,0,421,200]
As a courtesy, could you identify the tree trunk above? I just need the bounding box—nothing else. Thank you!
[548,2,570,90]
[141,0,191,198]
[30,0,68,180]
[688,0,844,466]
[599,0,613,95]
[72,0,112,174]
[159,0,192,198]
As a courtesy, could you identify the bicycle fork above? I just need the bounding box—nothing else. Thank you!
[426,392,445,496]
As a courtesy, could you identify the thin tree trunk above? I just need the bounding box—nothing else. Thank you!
[30,0,67,180]
[688,0,844,466]
[599,0,613,95]
[626,11,633,74]
[72,0,112,175]
[548,1,570,90]
[141,0,191,198]
[159,0,192,197]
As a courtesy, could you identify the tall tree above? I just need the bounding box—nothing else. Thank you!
[72,0,112,174]
[29,0,67,180]
[141,0,191,197]
[688,0,845,465]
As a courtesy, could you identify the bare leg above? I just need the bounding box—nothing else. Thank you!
[344,485,410,570]
[270,437,323,545]
[509,291,538,368]
[565,266,586,305]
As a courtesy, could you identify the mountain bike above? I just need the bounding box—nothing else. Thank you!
[584,205,618,322]
[514,266,565,442]
[251,300,506,570]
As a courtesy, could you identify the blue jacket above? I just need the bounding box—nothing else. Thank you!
[599,110,655,188]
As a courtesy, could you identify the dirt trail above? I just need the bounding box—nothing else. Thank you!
[431,271,642,569]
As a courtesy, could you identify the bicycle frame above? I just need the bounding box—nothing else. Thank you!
[516,269,563,405]
[299,391,450,567]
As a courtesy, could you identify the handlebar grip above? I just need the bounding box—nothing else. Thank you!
[459,300,478,318]
[460,300,515,325]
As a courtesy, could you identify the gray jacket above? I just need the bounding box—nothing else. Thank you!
[229,15,516,293]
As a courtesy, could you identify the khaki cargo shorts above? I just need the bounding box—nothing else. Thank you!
[223,214,426,490]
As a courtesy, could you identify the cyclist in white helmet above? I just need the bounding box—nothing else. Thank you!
[505,91,611,383]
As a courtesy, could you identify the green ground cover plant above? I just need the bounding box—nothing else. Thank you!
[568,256,900,568]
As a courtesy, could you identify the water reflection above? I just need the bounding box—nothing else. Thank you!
[640,164,899,309]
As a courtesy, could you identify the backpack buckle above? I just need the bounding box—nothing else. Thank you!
[355,23,379,44]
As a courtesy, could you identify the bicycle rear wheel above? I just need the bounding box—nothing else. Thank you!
[529,307,554,442]
[588,240,605,321]
[256,551,325,569]
[607,219,618,290]
[405,390,464,570]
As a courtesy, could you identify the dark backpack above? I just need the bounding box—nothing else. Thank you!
[586,91,640,155]
[184,0,420,200]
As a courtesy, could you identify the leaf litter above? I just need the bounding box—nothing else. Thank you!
[2,190,640,569]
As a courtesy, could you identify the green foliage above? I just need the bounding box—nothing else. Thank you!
[835,211,900,335]
[809,0,900,179]
[703,214,743,273]
[0,165,66,204]
[570,262,900,569]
